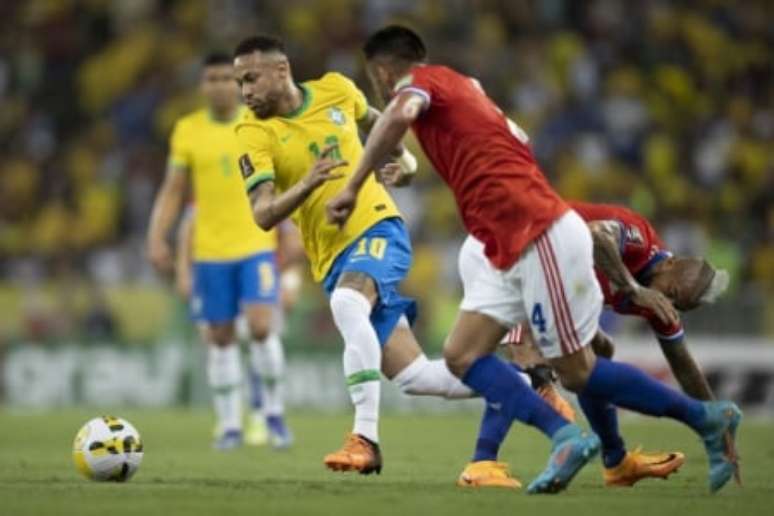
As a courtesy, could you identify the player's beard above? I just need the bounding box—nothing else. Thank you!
[248,91,282,119]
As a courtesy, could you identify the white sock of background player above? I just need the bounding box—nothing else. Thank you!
[206,344,243,433]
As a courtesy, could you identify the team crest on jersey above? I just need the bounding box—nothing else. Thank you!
[238,154,254,178]
[328,107,346,126]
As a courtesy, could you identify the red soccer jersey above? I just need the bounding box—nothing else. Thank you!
[397,65,568,269]
[570,201,684,340]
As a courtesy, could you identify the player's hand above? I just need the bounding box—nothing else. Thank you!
[631,285,678,327]
[326,186,357,228]
[147,238,174,272]
[302,144,348,191]
[378,162,413,187]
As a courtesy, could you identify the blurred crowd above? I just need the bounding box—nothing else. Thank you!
[0,0,772,344]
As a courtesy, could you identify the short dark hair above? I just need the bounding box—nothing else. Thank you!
[363,25,426,62]
[203,52,231,67]
[233,35,286,58]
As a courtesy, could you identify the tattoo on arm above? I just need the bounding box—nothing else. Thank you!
[589,220,638,296]
[659,338,714,400]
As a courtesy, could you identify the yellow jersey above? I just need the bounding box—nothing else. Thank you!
[169,106,276,261]
[235,72,401,281]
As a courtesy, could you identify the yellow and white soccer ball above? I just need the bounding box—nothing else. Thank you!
[72,416,143,481]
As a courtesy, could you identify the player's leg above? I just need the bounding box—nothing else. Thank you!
[322,218,416,474]
[447,236,599,493]
[383,319,474,399]
[193,261,244,450]
[240,251,291,448]
[234,315,268,446]
[533,210,739,492]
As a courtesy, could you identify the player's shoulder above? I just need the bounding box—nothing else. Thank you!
[171,108,208,135]
[306,72,361,99]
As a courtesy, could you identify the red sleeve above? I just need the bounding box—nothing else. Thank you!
[613,296,685,341]
[393,67,435,109]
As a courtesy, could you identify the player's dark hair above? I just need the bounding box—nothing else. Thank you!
[233,35,286,58]
[203,52,232,67]
[363,25,426,62]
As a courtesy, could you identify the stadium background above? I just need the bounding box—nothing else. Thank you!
[0,0,772,412]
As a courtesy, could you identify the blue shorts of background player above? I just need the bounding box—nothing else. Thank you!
[323,217,417,345]
[192,251,279,323]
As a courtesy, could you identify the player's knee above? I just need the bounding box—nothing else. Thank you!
[443,345,474,378]
[329,287,372,327]
[591,333,615,359]
[551,347,595,392]
[247,318,271,341]
[207,323,235,347]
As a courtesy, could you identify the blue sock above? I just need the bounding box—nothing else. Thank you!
[472,362,530,461]
[463,355,569,441]
[578,393,626,468]
[581,357,706,432]
[249,370,264,410]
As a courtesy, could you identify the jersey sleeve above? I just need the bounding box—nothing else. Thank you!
[648,313,685,342]
[234,123,277,193]
[168,120,192,170]
[394,69,433,110]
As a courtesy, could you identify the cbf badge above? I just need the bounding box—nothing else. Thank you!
[328,107,346,126]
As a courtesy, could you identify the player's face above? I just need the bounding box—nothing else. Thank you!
[650,257,695,311]
[200,64,240,112]
[234,52,288,119]
[365,61,394,104]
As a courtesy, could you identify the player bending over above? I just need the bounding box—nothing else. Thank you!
[478,200,729,488]
[147,53,291,450]
[232,35,480,475]
[327,25,741,494]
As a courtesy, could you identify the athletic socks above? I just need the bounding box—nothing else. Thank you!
[463,355,569,441]
[392,354,475,399]
[207,344,243,433]
[577,393,626,468]
[250,332,286,417]
[330,287,382,443]
[581,357,706,433]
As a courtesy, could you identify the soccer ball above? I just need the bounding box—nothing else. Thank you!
[72,416,144,481]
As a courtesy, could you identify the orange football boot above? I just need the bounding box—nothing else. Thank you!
[537,383,576,422]
[457,461,522,489]
[324,433,382,475]
[604,447,685,487]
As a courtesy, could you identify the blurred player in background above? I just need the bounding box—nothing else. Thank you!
[328,25,741,493]
[233,35,482,475]
[147,53,291,450]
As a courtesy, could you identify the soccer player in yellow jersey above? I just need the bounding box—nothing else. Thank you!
[232,35,479,475]
[147,53,291,450]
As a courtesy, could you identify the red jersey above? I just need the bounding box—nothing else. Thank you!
[397,65,568,269]
[570,201,684,340]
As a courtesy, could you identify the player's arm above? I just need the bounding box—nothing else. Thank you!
[147,162,189,272]
[327,91,424,226]
[658,334,714,400]
[249,144,348,230]
[276,221,305,313]
[588,220,678,326]
[358,105,418,187]
[174,207,194,299]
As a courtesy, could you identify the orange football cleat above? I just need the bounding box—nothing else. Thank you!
[537,383,576,422]
[457,461,522,489]
[323,433,382,475]
[603,448,685,487]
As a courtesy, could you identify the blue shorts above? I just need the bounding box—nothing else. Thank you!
[323,217,417,346]
[192,251,278,323]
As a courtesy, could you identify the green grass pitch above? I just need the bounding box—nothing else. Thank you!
[1,409,772,516]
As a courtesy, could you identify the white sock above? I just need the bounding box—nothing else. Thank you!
[392,354,476,399]
[207,344,243,432]
[250,332,286,417]
[330,287,381,443]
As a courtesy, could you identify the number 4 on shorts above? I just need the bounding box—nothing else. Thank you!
[531,303,547,333]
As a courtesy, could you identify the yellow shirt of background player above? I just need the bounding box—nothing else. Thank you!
[169,106,276,261]
[235,72,401,282]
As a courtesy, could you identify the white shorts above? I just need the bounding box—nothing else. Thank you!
[459,210,603,358]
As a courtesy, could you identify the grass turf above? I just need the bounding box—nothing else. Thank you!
[0,409,772,516]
